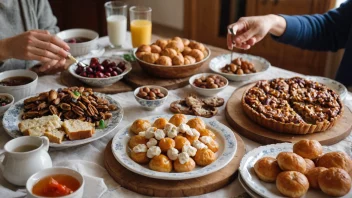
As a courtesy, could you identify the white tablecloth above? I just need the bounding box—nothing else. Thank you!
[1,35,352,198]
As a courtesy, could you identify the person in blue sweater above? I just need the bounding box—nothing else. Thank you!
[227,0,352,87]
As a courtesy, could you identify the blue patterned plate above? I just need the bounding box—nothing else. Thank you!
[239,143,352,198]
[2,93,123,148]
[111,114,237,180]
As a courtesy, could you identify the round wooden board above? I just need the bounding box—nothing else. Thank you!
[225,83,352,145]
[104,133,245,197]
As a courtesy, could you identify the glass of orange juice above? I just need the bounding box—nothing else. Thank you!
[129,6,152,48]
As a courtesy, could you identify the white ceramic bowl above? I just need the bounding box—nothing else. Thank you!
[0,70,38,101]
[68,56,132,87]
[56,29,99,56]
[0,93,14,116]
[189,73,228,96]
[26,167,84,198]
[209,53,271,81]
[134,85,168,110]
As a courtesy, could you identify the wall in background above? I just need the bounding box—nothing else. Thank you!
[126,0,184,30]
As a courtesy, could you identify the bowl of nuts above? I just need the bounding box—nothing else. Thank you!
[189,73,228,96]
[209,53,270,81]
[0,93,14,116]
[69,56,132,87]
[134,86,168,110]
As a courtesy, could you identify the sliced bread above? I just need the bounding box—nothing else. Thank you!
[18,115,62,133]
[44,128,66,144]
[62,119,94,140]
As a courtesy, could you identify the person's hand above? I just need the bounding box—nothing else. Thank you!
[227,14,286,50]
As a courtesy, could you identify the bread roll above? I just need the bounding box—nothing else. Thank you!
[293,139,323,159]
[137,44,151,53]
[305,167,327,189]
[160,48,177,59]
[155,39,168,49]
[189,49,204,62]
[184,55,196,65]
[150,44,162,53]
[254,157,281,182]
[304,158,315,174]
[318,168,352,197]
[172,53,185,65]
[156,56,172,66]
[166,40,184,52]
[276,171,309,198]
[277,152,306,173]
[316,151,352,172]
[182,38,190,46]
[141,53,159,64]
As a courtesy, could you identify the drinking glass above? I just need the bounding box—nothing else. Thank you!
[105,1,128,48]
[129,6,152,48]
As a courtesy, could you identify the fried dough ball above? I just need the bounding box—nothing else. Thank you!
[159,138,176,153]
[187,117,206,132]
[184,55,196,65]
[182,38,190,46]
[185,134,199,144]
[189,49,204,62]
[316,151,352,172]
[194,148,216,166]
[135,52,147,59]
[169,114,187,126]
[254,157,281,182]
[166,40,184,52]
[199,128,216,139]
[141,53,160,64]
[149,154,173,172]
[156,39,168,49]
[128,135,147,148]
[152,117,169,129]
[156,56,172,66]
[172,53,185,65]
[305,167,327,189]
[160,48,177,59]
[174,136,190,151]
[150,44,162,53]
[131,151,149,164]
[318,168,352,197]
[137,44,151,53]
[131,119,151,134]
[293,139,323,160]
[183,47,192,56]
[174,158,196,172]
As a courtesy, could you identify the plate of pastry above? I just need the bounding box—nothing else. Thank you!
[2,87,123,148]
[239,140,352,198]
[111,114,237,180]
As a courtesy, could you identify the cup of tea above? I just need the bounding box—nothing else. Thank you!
[0,136,52,186]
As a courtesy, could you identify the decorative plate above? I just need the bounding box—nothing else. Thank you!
[238,174,261,198]
[209,53,271,81]
[111,114,237,180]
[2,93,123,148]
[307,76,348,101]
[239,143,352,198]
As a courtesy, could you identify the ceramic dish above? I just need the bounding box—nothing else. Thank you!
[133,85,169,110]
[209,53,270,81]
[189,73,228,96]
[134,46,211,79]
[307,76,348,101]
[239,143,352,198]
[2,93,123,148]
[68,57,132,87]
[0,93,14,116]
[111,114,237,180]
[238,174,261,198]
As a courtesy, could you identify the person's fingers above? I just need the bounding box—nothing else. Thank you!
[27,53,52,63]
[30,29,50,35]
[39,60,58,72]
[31,38,69,58]
[227,33,233,50]
[233,27,258,46]
[27,46,61,60]
[31,31,70,51]
[53,58,66,69]
[247,37,257,46]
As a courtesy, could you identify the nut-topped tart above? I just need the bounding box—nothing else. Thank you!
[242,77,343,134]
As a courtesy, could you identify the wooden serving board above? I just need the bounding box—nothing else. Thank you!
[104,132,245,197]
[225,84,352,146]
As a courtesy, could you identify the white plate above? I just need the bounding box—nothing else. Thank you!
[2,92,123,148]
[307,76,348,101]
[209,53,271,81]
[239,143,352,198]
[238,174,261,198]
[111,114,237,180]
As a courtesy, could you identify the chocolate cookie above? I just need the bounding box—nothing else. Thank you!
[170,100,194,115]
[202,97,225,107]
[185,95,204,108]
[193,106,218,118]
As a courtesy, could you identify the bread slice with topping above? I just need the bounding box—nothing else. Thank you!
[18,115,62,134]
[44,128,66,144]
[62,119,95,140]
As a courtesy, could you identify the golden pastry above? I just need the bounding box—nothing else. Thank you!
[199,136,219,153]
[166,40,184,52]
[159,138,175,152]
[172,36,183,42]
[184,55,196,65]
[276,171,309,198]
[304,158,315,174]
[318,168,352,197]
[149,154,173,172]
[130,150,149,164]
[152,117,169,129]
[187,117,206,132]
[174,136,190,150]
[194,148,216,166]
[293,139,323,159]
[305,167,327,189]
[199,128,216,139]
[135,51,147,59]
[137,44,151,53]
[130,119,151,134]
[172,53,185,65]
[141,53,160,64]
[277,152,306,173]
[150,44,162,53]
[254,157,281,182]
[160,48,177,58]
[182,38,190,46]
[174,158,196,172]
[183,47,192,56]
[156,56,172,66]
[316,151,352,172]
[155,39,168,49]
[189,49,204,62]
[202,49,208,58]
[188,41,198,49]
[185,134,199,144]
[189,42,205,52]
[128,135,147,148]
[169,114,187,126]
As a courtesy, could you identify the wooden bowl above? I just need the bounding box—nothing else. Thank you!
[134,46,211,79]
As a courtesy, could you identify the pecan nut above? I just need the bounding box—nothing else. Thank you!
[91,100,98,106]
[39,109,49,116]
[87,104,98,116]
[48,90,58,102]
[97,105,109,111]
[24,96,39,104]
[52,98,61,105]
[49,105,59,115]
[81,96,91,104]
[108,104,117,111]
[97,98,108,105]
[37,102,48,110]
[77,101,87,110]
[60,103,71,111]
[24,103,37,110]
[72,106,85,116]
[64,111,76,119]
[104,112,112,119]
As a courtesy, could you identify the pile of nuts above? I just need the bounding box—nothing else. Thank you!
[221,57,256,75]
[137,87,166,100]
[22,87,118,127]
[193,75,226,89]
[75,57,126,78]
[0,95,11,106]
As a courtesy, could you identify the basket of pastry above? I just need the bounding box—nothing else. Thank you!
[242,77,344,134]
[133,37,210,79]
[2,86,123,147]
[111,114,237,180]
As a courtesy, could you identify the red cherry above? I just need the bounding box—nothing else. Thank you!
[80,72,88,77]
[104,72,111,77]
[116,67,123,74]
[88,74,95,78]
[101,59,111,67]
[90,58,99,66]
[111,71,118,76]
[108,62,117,68]
[97,65,105,72]
[105,67,113,73]
[86,67,93,74]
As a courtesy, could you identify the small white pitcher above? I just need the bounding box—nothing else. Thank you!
[0,136,52,186]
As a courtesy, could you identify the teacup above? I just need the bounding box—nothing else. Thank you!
[0,136,52,186]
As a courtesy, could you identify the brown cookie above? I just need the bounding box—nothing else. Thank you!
[202,97,225,107]
[193,106,218,118]
[185,95,204,108]
[170,100,194,115]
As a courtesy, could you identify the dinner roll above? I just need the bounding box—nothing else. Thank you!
[254,157,282,182]
[305,167,327,189]
[318,168,352,197]
[276,171,309,198]
[304,158,315,174]
[316,151,352,172]
[293,139,323,159]
[277,152,306,173]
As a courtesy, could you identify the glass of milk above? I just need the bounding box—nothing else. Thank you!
[104,1,127,48]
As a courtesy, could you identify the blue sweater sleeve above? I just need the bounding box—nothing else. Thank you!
[272,0,352,52]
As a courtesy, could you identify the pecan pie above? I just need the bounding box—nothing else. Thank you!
[242,77,343,134]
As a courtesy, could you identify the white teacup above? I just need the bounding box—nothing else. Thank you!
[0,136,52,186]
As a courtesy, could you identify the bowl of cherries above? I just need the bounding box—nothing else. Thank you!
[68,57,132,87]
